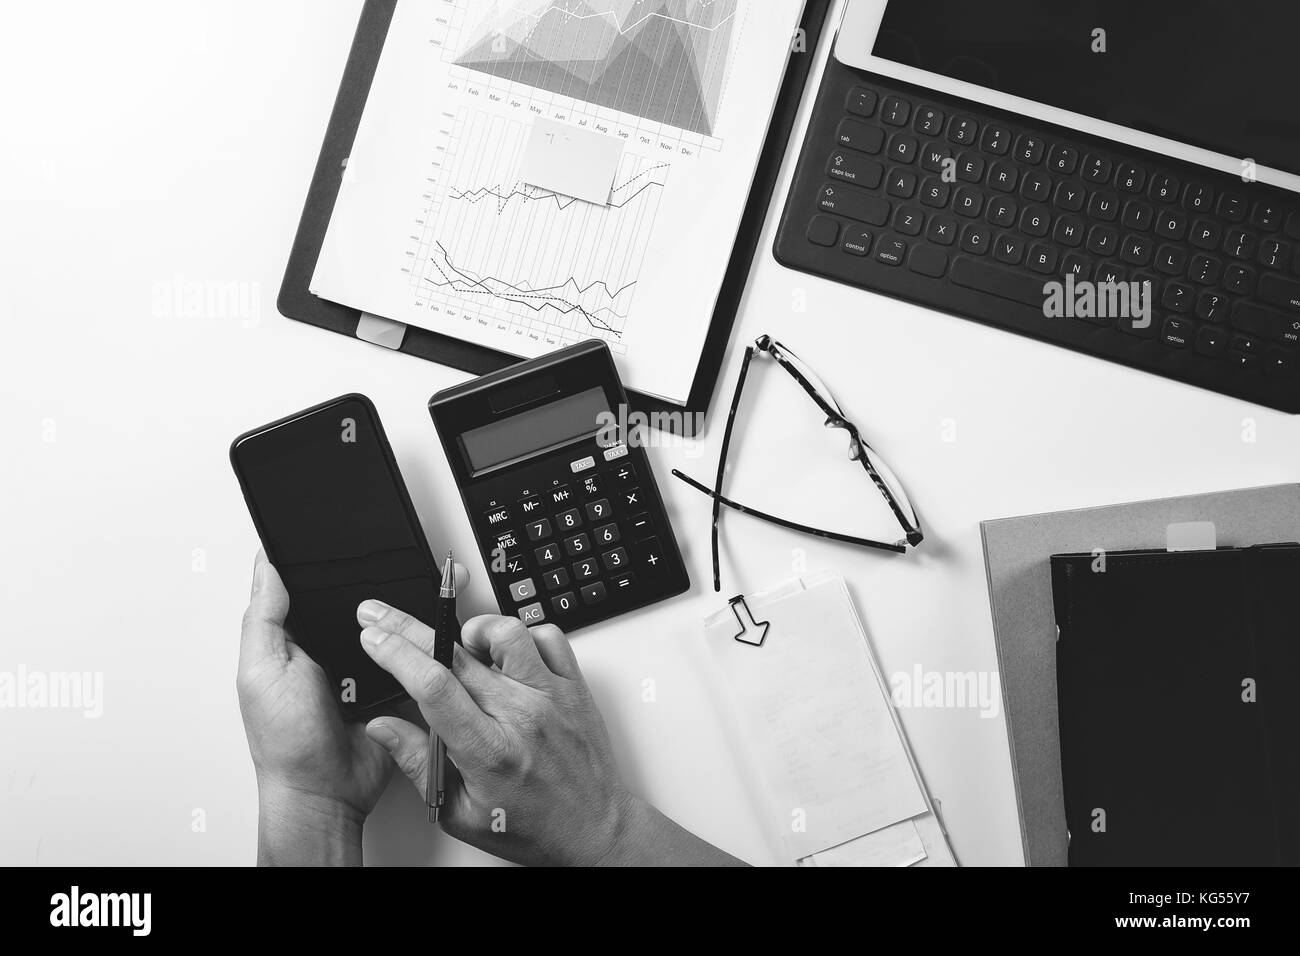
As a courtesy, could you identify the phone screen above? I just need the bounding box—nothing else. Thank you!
[232,396,435,716]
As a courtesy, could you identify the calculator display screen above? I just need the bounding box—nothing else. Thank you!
[871,0,1300,177]
[460,387,611,475]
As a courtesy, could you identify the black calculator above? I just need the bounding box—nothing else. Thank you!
[428,341,689,631]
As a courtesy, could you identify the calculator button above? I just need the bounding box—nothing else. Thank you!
[602,548,629,572]
[543,567,570,592]
[585,498,613,522]
[610,573,636,594]
[518,603,545,625]
[494,529,520,551]
[549,485,574,507]
[484,506,510,529]
[518,494,544,517]
[639,537,664,571]
[509,579,537,603]
[581,475,603,497]
[580,582,608,606]
[525,518,552,542]
[603,445,629,462]
[621,487,642,509]
[594,523,621,546]
[570,456,597,474]
[556,508,583,531]
[628,513,655,539]
[612,464,637,483]
[534,543,562,566]
[573,558,600,583]
[495,552,526,576]
[551,592,578,615]
[563,533,592,556]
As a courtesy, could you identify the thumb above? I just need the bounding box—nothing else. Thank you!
[366,717,431,800]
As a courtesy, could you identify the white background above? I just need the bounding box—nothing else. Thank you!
[3,0,1298,867]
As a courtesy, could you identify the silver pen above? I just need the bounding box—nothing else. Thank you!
[427,552,459,822]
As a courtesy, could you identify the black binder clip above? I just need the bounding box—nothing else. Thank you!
[729,595,770,647]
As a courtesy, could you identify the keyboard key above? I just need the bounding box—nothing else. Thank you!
[1286,212,1300,241]
[1027,244,1058,274]
[518,603,545,625]
[986,197,1017,227]
[1266,347,1297,376]
[835,118,884,154]
[1096,263,1126,285]
[981,125,1011,155]
[1087,191,1119,221]
[888,134,918,164]
[1250,202,1282,232]
[987,162,1018,192]
[919,177,950,207]
[1020,171,1051,203]
[909,246,949,277]
[1048,144,1078,175]
[1082,154,1112,183]
[1115,164,1146,193]
[1188,254,1221,285]
[1086,226,1118,257]
[1053,182,1084,211]
[960,225,991,255]
[921,143,952,172]
[1259,240,1289,270]
[580,582,608,605]
[1183,182,1214,213]
[1120,235,1152,266]
[1154,210,1187,241]
[926,214,958,245]
[819,182,890,225]
[1224,265,1256,295]
[1228,351,1262,373]
[1196,325,1228,357]
[954,187,983,217]
[885,169,917,198]
[1161,317,1192,348]
[827,150,883,187]
[993,234,1025,265]
[880,95,910,125]
[1062,254,1092,279]
[875,235,908,266]
[913,105,945,136]
[1122,200,1153,231]
[1258,273,1300,313]
[951,257,1045,307]
[550,592,578,615]
[894,206,924,236]
[947,116,978,145]
[1231,333,1262,355]
[1014,134,1045,164]
[846,87,878,117]
[1196,291,1228,323]
[841,226,872,256]
[543,567,571,591]
[1052,215,1084,247]
[1161,281,1192,313]
[1148,174,1180,203]
[1155,245,1187,276]
[956,152,984,182]
[807,215,840,247]
[1020,205,1050,237]
[1224,229,1258,260]
[1218,193,1248,222]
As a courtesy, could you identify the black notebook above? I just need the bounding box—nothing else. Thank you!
[1051,544,1300,866]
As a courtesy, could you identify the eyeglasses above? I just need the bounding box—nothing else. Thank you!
[673,334,922,591]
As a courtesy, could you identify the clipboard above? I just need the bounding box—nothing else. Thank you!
[278,0,834,428]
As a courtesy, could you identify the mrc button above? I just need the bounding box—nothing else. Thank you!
[484,505,510,527]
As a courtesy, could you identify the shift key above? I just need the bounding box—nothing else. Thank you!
[819,182,890,226]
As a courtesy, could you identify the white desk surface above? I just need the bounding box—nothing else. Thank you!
[4,0,1299,867]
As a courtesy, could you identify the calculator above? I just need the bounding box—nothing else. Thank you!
[428,341,689,631]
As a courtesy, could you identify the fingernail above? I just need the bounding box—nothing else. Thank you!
[360,627,389,647]
[366,721,398,748]
[252,562,264,593]
[358,600,389,625]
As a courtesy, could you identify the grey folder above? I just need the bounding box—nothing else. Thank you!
[980,483,1300,867]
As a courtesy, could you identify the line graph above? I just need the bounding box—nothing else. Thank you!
[443,0,739,138]
[409,106,670,349]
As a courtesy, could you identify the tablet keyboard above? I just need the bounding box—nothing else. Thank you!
[775,61,1300,413]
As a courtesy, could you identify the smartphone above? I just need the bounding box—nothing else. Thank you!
[230,394,437,719]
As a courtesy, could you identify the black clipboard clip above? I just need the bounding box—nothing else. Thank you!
[729,595,771,647]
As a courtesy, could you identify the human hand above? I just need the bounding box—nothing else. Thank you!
[357,607,743,867]
[237,551,391,865]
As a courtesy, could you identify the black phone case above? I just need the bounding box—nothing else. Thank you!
[229,393,435,720]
